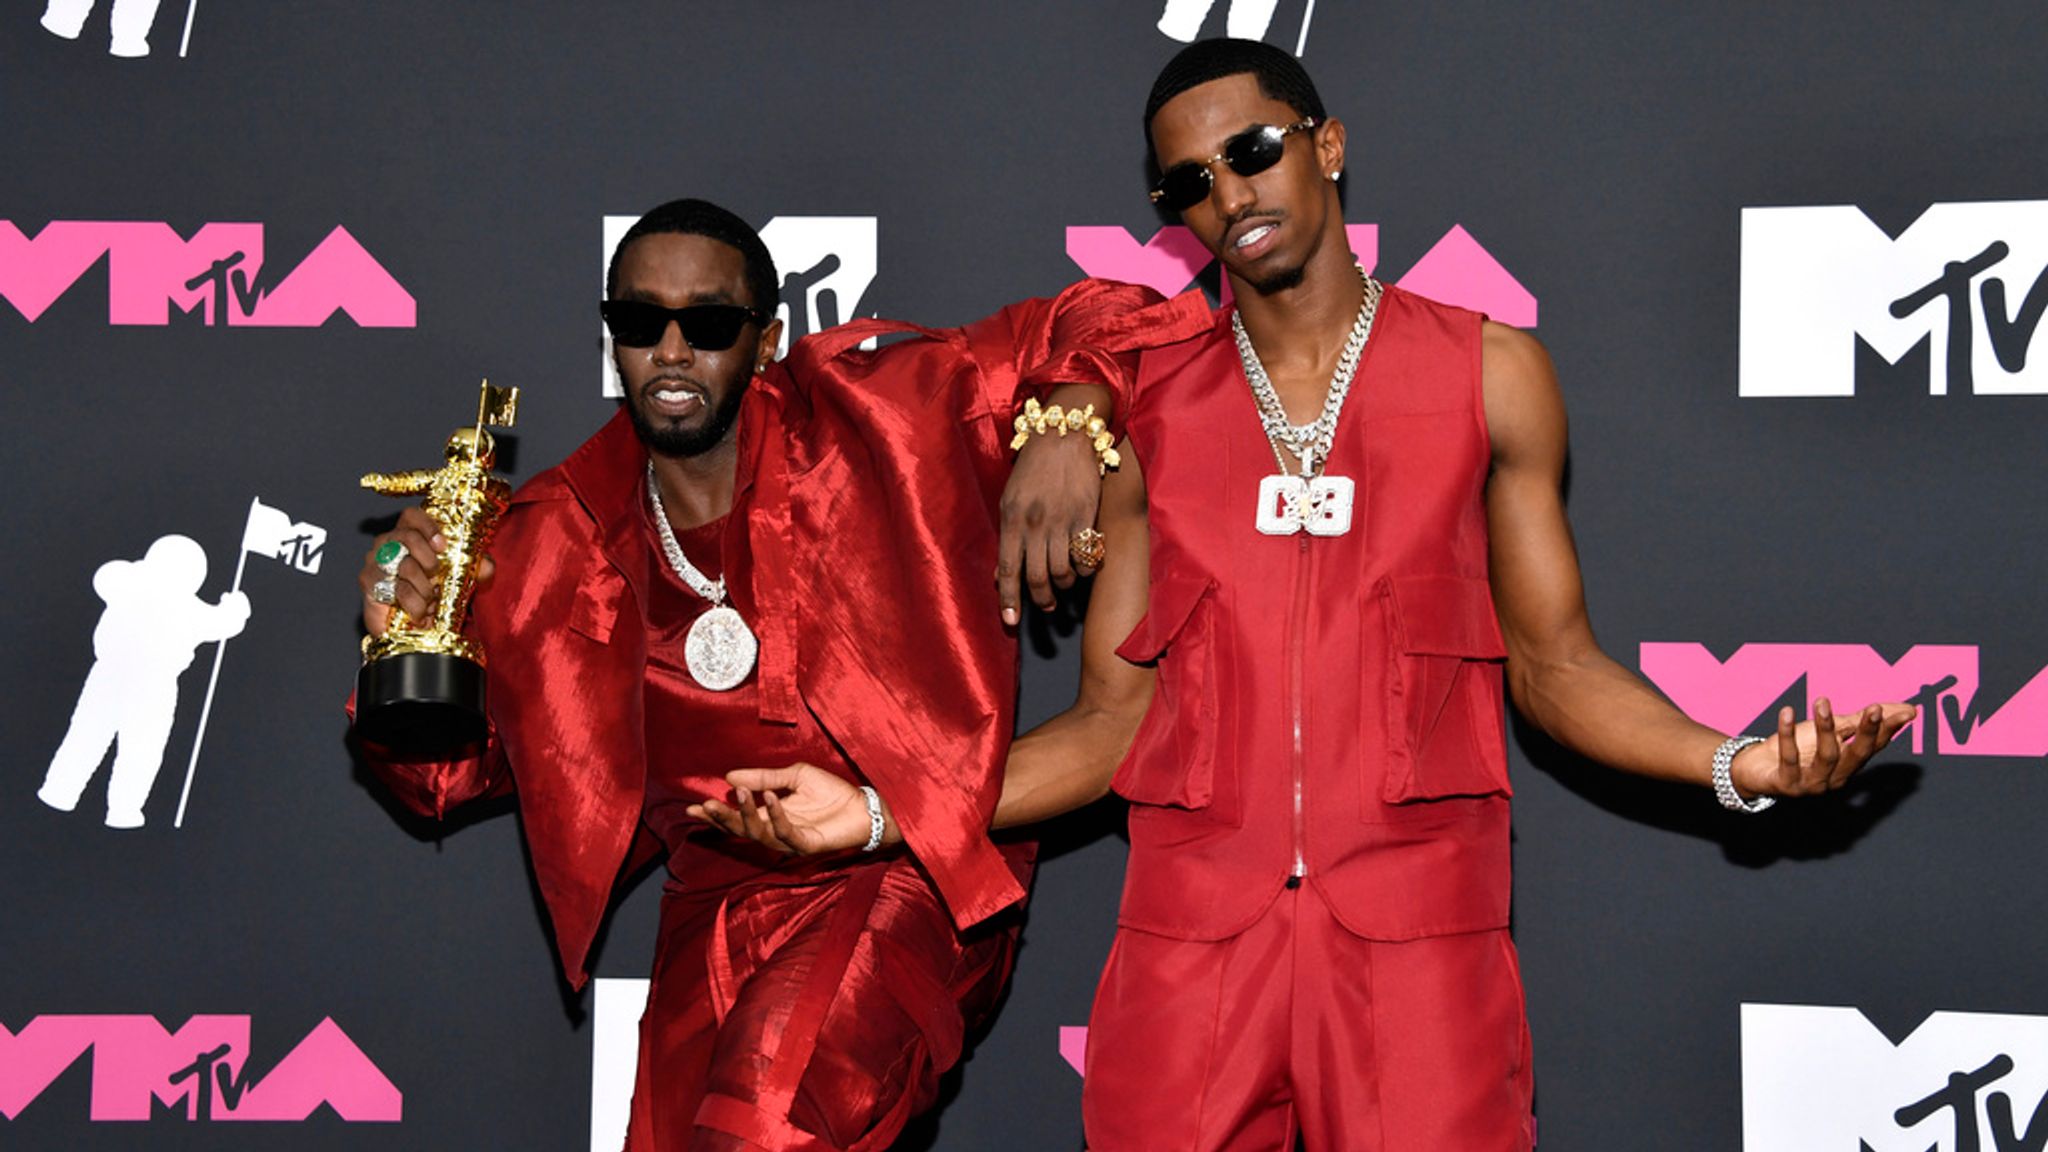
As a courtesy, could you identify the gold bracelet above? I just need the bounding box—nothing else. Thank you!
[1009,399,1122,474]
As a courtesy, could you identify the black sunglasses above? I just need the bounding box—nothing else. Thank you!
[1149,118,1320,212]
[600,300,768,350]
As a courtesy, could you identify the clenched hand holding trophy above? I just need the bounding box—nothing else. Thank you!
[355,380,518,754]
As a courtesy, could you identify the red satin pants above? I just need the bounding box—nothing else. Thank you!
[1082,887,1535,1151]
[625,857,1016,1152]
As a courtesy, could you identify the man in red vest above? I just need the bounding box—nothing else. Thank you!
[353,198,1204,1151]
[701,40,1918,1152]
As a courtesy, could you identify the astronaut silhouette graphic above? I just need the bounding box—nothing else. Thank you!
[39,535,249,828]
[40,0,163,58]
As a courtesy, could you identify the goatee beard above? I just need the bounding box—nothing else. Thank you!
[627,382,746,459]
[1245,262,1307,296]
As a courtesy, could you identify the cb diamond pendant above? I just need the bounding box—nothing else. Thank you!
[1255,474,1355,536]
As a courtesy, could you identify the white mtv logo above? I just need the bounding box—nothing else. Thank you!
[1740,200,2048,397]
[1156,0,1318,55]
[1743,1003,2048,1151]
[599,215,878,397]
[588,978,647,1152]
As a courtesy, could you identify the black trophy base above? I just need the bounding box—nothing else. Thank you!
[356,651,487,757]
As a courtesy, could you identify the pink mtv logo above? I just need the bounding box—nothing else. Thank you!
[0,1014,401,1123]
[0,222,415,327]
[1640,643,2048,757]
[1066,223,1537,326]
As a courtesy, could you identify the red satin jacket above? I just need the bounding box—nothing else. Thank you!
[1115,285,1515,942]
[364,279,1211,987]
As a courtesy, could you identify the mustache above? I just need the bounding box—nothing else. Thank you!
[641,374,708,394]
[1222,208,1284,237]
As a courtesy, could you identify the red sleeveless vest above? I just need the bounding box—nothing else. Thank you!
[1116,285,1512,942]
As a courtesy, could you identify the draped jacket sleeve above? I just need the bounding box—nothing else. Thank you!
[356,724,511,820]
[768,278,1210,930]
[972,276,1212,437]
[350,456,662,988]
[348,278,1214,983]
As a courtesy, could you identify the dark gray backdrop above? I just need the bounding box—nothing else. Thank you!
[6,2,2046,1148]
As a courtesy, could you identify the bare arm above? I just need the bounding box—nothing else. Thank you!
[1481,321,1912,798]
[696,441,1157,850]
[994,279,1209,623]
[990,440,1155,826]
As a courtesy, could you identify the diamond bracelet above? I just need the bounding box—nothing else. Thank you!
[1711,736,1775,813]
[859,785,886,852]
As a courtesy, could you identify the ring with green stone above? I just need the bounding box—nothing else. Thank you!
[374,539,406,575]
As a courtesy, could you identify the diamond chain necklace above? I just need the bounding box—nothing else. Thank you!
[645,462,727,606]
[1232,266,1382,477]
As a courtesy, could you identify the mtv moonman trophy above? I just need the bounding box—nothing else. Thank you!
[355,380,519,754]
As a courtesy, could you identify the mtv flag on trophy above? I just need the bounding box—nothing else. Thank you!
[173,496,328,828]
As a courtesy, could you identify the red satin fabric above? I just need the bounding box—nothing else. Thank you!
[359,278,1211,991]
[356,281,1212,1149]
[1089,287,1531,1148]
[1114,285,1513,943]
[1082,894,1535,1151]
[629,858,1021,1152]
[638,511,836,890]
[619,414,1034,1151]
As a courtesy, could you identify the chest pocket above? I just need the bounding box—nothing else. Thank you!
[1377,574,1512,811]
[568,572,624,645]
[1112,574,1219,812]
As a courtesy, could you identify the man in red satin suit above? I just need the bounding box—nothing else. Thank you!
[351,198,1204,1151]
[700,41,1920,1152]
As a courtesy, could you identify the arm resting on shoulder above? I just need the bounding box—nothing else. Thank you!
[994,280,1208,619]
[992,446,1156,827]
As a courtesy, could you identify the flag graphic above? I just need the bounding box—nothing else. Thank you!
[241,498,327,574]
[176,496,330,827]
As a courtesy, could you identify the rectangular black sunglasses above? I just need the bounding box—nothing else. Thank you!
[1149,118,1320,213]
[600,300,768,350]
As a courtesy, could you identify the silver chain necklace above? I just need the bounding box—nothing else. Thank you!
[1232,266,1381,478]
[646,462,757,691]
[1233,267,1381,536]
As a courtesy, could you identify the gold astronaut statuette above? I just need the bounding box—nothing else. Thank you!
[354,379,518,753]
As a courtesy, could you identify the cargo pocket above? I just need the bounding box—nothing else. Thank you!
[1111,574,1219,811]
[1378,574,1512,808]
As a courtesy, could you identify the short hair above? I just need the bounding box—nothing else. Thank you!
[1142,38,1327,159]
[605,197,779,317]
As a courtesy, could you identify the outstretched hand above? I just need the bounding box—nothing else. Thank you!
[1729,699,1918,800]
[687,762,885,855]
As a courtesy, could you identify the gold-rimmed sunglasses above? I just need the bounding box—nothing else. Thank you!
[1149,118,1319,212]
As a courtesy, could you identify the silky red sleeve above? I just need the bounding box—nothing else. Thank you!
[347,694,512,820]
[976,277,1212,438]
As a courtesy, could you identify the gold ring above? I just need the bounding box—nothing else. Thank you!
[1069,528,1106,571]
